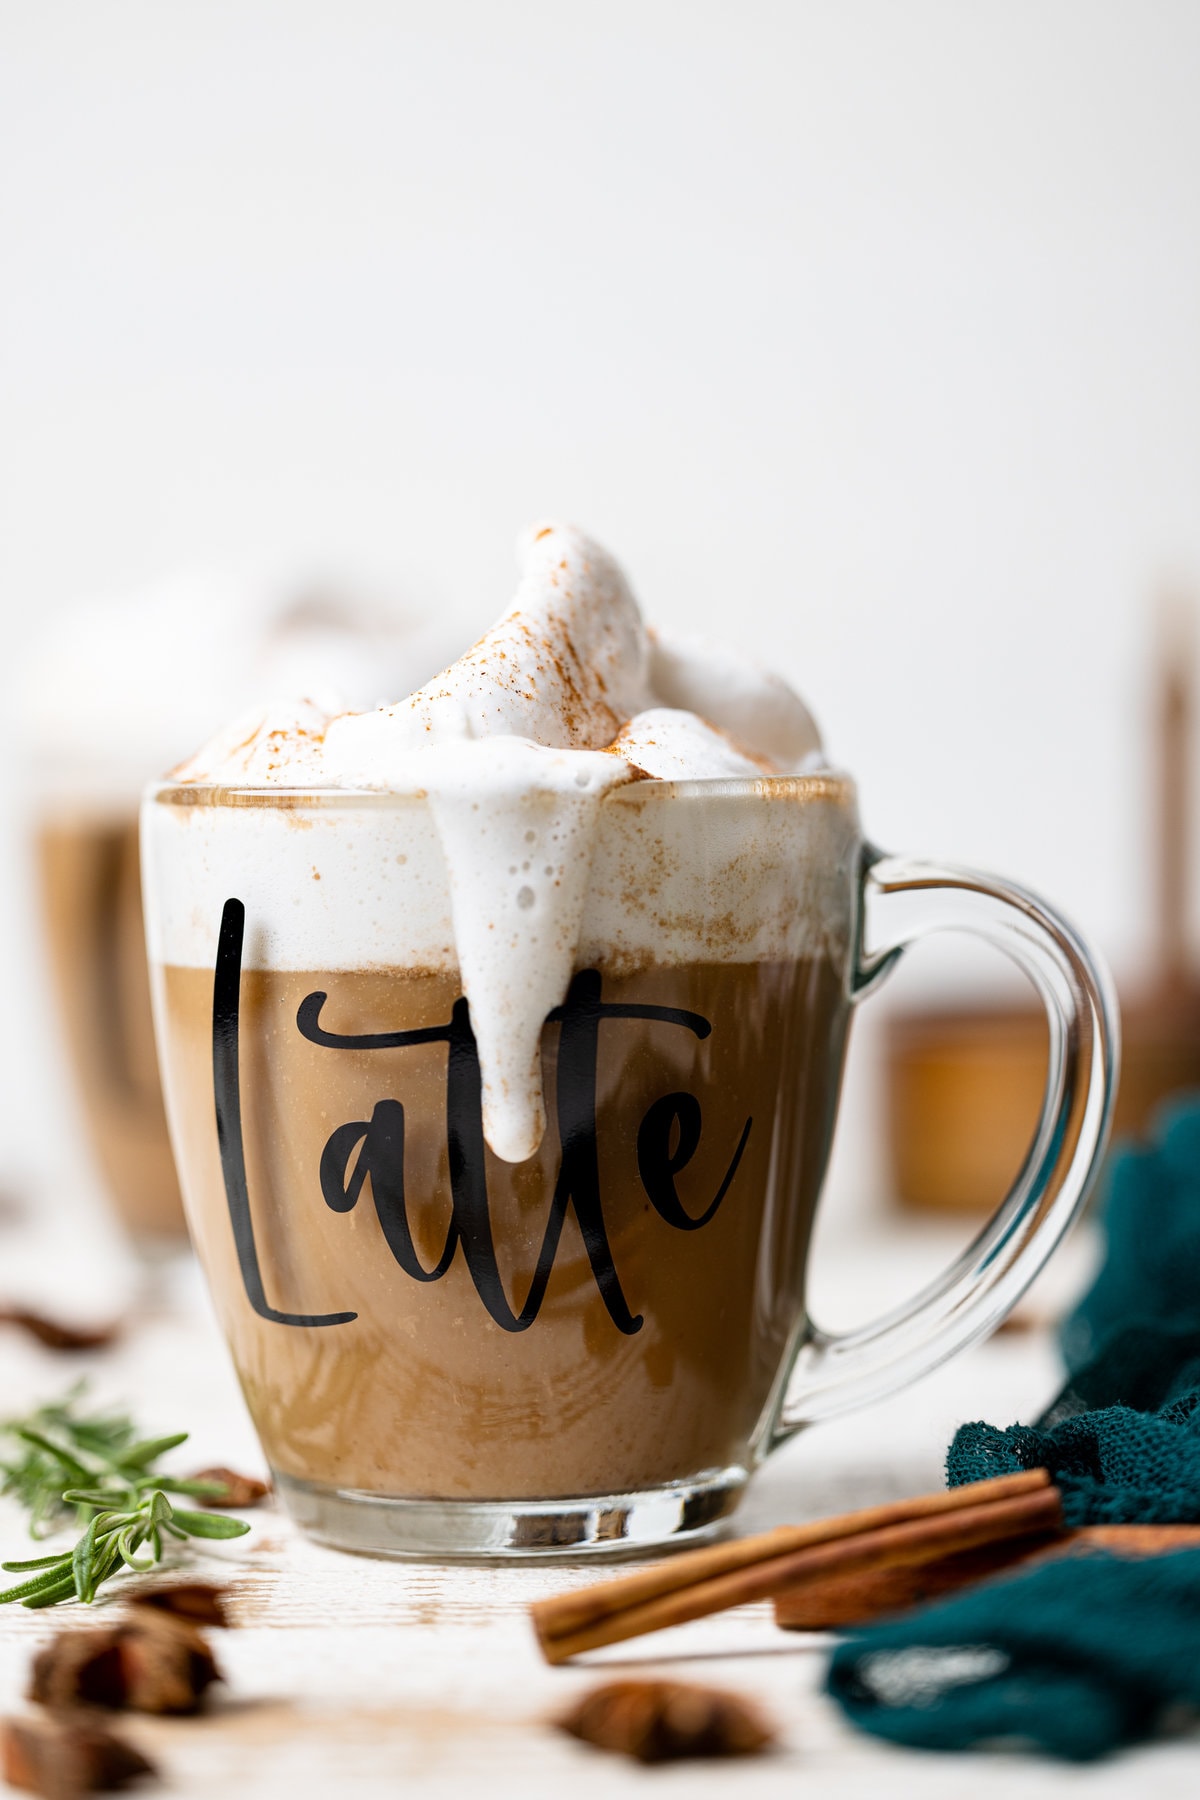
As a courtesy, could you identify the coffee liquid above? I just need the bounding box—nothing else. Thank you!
[38,817,185,1239]
[155,954,849,1500]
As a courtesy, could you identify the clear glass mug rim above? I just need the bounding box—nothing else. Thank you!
[144,768,858,811]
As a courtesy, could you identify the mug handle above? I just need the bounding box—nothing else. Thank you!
[771,848,1120,1441]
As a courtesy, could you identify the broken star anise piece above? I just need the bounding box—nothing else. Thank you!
[557,1678,777,1763]
[185,1467,270,1508]
[2,1714,154,1796]
[127,1581,230,1627]
[30,1612,220,1716]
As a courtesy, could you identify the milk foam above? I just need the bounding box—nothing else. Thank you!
[157,524,830,1161]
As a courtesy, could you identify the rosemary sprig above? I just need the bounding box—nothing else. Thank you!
[0,1386,250,1608]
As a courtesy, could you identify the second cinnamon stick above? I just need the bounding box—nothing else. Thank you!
[773,1521,1200,1630]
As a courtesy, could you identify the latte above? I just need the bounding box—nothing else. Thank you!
[144,524,1118,1555]
[142,523,862,1548]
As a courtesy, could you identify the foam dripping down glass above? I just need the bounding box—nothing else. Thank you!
[141,525,1118,1557]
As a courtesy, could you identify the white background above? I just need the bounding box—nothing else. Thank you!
[2,0,1200,1217]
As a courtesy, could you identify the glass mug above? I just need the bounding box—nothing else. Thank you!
[36,791,186,1245]
[141,772,1116,1558]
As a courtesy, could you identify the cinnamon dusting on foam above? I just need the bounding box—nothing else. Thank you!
[168,524,824,1161]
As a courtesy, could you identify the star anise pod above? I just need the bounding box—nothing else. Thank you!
[30,1612,219,1716]
[2,1714,154,1796]
[557,1678,776,1763]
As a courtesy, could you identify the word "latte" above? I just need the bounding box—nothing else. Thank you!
[212,899,752,1335]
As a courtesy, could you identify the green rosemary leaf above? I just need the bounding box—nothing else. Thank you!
[23,1572,87,1609]
[119,1432,190,1469]
[117,1526,155,1572]
[72,1515,100,1601]
[11,1427,93,1486]
[169,1510,253,1541]
[0,1562,73,1605]
[148,1491,176,1535]
[61,1488,136,1509]
[83,1540,124,1604]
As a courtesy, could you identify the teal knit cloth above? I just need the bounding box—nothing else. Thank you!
[827,1096,1200,1759]
[827,1548,1200,1759]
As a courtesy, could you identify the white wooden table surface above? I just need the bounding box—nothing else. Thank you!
[0,1197,1196,1798]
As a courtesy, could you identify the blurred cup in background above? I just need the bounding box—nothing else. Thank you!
[23,569,453,1249]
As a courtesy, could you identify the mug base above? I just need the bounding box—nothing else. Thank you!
[273,1466,748,1560]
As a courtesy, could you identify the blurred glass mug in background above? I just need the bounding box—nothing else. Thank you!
[25,573,453,1249]
[142,769,1117,1558]
[36,796,180,1242]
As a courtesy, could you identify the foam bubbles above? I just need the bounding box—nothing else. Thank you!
[168,522,824,1162]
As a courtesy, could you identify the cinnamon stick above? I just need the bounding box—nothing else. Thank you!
[773,1531,1061,1628]
[773,1520,1200,1630]
[532,1470,1058,1663]
[1075,1523,1200,1553]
